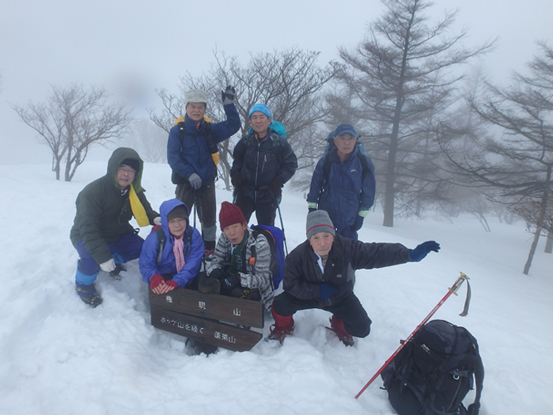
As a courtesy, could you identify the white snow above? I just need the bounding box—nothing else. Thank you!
[0,161,551,415]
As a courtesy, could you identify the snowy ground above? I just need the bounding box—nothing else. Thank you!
[1,161,552,415]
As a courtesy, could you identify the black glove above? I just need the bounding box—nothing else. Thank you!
[220,274,240,295]
[269,177,283,199]
[308,207,317,213]
[221,85,236,105]
[231,174,242,189]
[351,215,364,232]
[409,241,440,262]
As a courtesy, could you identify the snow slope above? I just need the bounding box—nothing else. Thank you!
[0,161,552,415]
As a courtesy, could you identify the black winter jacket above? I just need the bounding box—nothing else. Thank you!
[283,234,411,307]
[231,129,297,203]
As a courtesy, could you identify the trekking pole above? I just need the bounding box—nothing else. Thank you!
[275,197,288,255]
[355,272,470,400]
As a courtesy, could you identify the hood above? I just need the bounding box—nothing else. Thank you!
[107,147,144,192]
[159,199,190,237]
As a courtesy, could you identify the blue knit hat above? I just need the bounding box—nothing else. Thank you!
[248,104,272,119]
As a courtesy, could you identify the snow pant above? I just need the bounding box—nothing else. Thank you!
[234,193,276,227]
[176,181,216,250]
[272,291,372,338]
[74,232,145,285]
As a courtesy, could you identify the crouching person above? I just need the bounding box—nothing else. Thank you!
[70,148,160,307]
[139,199,204,293]
[205,202,274,312]
[269,210,440,346]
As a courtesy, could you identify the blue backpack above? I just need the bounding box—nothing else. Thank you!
[249,224,286,289]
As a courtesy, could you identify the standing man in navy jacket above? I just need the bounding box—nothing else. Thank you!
[167,87,241,258]
[307,124,376,240]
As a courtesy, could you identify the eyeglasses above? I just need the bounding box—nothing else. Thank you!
[118,167,136,175]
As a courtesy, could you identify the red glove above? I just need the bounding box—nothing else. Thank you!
[165,280,179,289]
[150,274,164,290]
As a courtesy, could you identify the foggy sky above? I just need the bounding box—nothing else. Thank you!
[1,0,551,165]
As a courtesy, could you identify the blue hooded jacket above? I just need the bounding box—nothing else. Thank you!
[307,146,376,236]
[167,103,241,184]
[139,199,204,287]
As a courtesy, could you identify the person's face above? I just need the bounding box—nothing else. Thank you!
[116,164,136,190]
[334,133,357,158]
[309,232,335,256]
[223,222,248,245]
[250,112,272,137]
[168,217,187,238]
[186,102,206,123]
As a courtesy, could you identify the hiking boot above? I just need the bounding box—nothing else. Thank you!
[110,263,126,280]
[76,282,103,307]
[267,309,295,344]
[267,324,294,344]
[327,315,354,346]
[239,288,261,301]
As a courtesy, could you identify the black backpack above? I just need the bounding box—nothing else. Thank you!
[381,320,484,415]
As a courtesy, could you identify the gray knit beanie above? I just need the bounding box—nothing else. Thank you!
[306,210,336,239]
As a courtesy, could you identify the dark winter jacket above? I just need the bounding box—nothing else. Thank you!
[70,147,159,265]
[139,199,204,288]
[167,103,241,185]
[283,234,410,307]
[231,129,298,204]
[307,146,376,235]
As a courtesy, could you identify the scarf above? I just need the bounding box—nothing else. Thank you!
[173,235,186,272]
[129,184,149,227]
[229,229,249,275]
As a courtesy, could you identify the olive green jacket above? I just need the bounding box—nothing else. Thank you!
[70,148,158,265]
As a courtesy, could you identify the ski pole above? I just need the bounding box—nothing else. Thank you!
[355,272,470,399]
[276,197,288,255]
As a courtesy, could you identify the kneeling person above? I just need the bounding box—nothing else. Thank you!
[206,202,274,312]
[269,210,440,345]
[139,199,204,293]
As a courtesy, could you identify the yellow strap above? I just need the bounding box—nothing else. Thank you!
[129,184,150,227]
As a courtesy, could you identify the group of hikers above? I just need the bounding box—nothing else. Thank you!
[70,85,440,347]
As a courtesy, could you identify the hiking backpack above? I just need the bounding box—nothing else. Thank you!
[381,319,484,415]
[248,224,286,289]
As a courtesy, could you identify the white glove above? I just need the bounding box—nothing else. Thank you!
[100,259,116,273]
[153,217,162,226]
[188,173,202,190]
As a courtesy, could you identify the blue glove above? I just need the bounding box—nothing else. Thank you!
[188,173,202,190]
[351,215,364,232]
[320,283,339,299]
[409,241,440,262]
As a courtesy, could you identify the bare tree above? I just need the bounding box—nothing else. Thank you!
[150,48,335,190]
[123,119,167,163]
[441,43,553,275]
[13,84,132,181]
[331,0,493,227]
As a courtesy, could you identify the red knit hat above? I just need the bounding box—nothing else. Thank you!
[219,202,246,230]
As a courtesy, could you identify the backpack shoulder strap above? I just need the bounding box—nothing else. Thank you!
[156,227,166,263]
[156,225,191,263]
